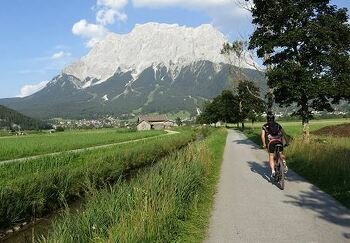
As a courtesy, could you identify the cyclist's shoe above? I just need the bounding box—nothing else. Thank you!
[283,160,288,174]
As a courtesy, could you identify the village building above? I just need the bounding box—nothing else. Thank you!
[137,115,172,131]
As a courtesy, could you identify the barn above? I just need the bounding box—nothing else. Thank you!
[137,115,171,131]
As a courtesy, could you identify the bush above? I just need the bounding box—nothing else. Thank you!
[55,126,64,132]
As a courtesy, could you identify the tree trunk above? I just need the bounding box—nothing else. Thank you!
[302,119,310,142]
[265,53,274,112]
[302,106,310,142]
[239,100,243,130]
[267,90,274,113]
[301,96,310,142]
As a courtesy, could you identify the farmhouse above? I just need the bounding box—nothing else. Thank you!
[137,115,171,131]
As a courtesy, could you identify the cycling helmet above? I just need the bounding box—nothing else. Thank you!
[267,112,275,123]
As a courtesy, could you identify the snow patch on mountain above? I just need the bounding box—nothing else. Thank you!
[63,23,250,88]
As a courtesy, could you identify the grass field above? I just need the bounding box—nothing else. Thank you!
[242,118,350,208]
[243,118,350,145]
[0,129,164,161]
[42,129,227,242]
[0,131,194,229]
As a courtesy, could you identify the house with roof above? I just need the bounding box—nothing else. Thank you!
[137,115,172,131]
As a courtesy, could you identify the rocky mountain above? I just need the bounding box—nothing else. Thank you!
[0,23,265,119]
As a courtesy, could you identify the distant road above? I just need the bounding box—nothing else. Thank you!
[205,129,350,243]
[0,130,178,166]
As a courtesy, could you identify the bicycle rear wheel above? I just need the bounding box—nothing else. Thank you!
[278,160,285,190]
[274,146,285,190]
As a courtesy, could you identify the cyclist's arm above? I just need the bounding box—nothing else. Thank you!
[261,129,267,148]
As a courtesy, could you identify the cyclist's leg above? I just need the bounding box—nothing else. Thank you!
[268,142,276,176]
[280,152,286,161]
[279,148,288,173]
[269,153,275,172]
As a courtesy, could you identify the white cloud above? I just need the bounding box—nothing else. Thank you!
[72,19,108,38]
[96,0,128,25]
[51,51,72,60]
[18,81,49,97]
[96,8,127,25]
[132,0,253,39]
[72,19,109,47]
[72,1,129,47]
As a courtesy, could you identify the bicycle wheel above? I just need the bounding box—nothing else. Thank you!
[278,159,285,190]
[274,146,285,190]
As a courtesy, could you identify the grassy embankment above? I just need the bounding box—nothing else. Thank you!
[242,118,350,208]
[0,129,164,161]
[0,131,193,229]
[42,129,227,242]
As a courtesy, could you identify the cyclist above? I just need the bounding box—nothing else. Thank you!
[261,113,288,178]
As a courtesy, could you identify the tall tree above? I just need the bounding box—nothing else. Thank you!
[247,0,350,139]
[197,90,239,124]
[236,80,266,129]
[175,117,182,126]
[221,41,267,129]
[197,86,265,128]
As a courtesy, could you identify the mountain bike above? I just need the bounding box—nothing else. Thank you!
[273,144,286,190]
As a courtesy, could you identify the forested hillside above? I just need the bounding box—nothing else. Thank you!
[0,105,49,130]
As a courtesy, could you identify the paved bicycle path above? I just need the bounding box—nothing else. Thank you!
[0,130,178,166]
[205,129,350,243]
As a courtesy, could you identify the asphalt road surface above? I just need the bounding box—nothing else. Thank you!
[205,129,350,243]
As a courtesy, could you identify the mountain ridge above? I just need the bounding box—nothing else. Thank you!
[63,23,253,87]
[0,23,263,119]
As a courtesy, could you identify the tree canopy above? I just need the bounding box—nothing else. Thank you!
[197,90,239,124]
[197,82,265,127]
[247,0,350,134]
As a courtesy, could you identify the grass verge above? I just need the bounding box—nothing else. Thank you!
[286,137,350,208]
[0,132,194,229]
[42,129,227,242]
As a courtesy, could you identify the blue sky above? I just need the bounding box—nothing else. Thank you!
[0,0,349,98]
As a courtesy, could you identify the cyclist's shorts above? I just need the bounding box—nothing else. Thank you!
[268,140,283,154]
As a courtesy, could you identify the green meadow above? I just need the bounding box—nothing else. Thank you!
[0,129,164,161]
[0,126,229,243]
[0,131,194,229]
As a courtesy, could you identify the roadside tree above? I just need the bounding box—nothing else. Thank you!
[175,117,182,126]
[247,0,350,140]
